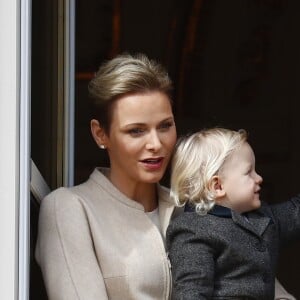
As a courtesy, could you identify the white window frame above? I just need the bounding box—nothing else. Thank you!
[64,0,76,187]
[0,0,75,298]
[19,0,32,299]
[0,0,23,299]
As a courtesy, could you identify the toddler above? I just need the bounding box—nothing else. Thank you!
[167,128,300,299]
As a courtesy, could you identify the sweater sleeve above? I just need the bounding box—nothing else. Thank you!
[35,188,109,300]
[167,215,215,300]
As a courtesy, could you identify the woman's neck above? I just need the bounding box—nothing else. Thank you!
[108,170,158,212]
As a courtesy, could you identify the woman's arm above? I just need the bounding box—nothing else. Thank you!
[35,188,109,300]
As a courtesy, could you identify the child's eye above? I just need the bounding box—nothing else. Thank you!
[244,169,251,175]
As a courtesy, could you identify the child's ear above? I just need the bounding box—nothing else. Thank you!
[209,175,226,199]
[90,119,108,149]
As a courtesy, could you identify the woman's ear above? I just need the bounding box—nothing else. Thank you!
[90,119,108,149]
[209,175,226,199]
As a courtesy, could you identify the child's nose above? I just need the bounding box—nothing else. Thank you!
[256,173,263,184]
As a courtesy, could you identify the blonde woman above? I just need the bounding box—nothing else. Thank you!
[36,54,178,299]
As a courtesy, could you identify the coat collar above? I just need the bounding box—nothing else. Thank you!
[231,210,271,237]
[210,205,271,237]
[208,205,232,218]
[186,203,271,237]
[92,167,178,238]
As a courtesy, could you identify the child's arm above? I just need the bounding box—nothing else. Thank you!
[268,194,300,244]
[167,215,215,299]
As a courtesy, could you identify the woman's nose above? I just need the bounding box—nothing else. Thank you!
[145,131,162,151]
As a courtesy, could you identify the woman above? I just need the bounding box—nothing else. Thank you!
[35,53,294,300]
[35,53,178,299]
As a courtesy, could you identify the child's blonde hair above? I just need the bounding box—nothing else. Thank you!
[170,128,247,214]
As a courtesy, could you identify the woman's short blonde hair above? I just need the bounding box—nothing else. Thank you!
[170,128,247,215]
[88,53,173,133]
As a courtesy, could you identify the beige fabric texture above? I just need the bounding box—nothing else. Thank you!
[36,168,176,300]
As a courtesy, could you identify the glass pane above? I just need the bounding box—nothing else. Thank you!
[31,0,61,190]
[30,0,62,299]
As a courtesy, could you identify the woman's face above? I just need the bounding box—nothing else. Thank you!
[93,91,177,187]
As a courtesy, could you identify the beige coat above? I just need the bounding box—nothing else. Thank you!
[35,168,177,300]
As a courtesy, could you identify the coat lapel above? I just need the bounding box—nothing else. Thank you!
[232,210,271,237]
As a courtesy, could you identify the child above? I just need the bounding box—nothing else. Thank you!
[166,128,300,300]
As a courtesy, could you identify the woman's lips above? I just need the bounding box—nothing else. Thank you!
[140,157,164,170]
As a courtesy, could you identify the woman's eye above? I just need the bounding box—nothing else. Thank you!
[159,122,173,131]
[128,128,144,136]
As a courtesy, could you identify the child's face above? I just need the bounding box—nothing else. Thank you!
[217,142,263,213]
